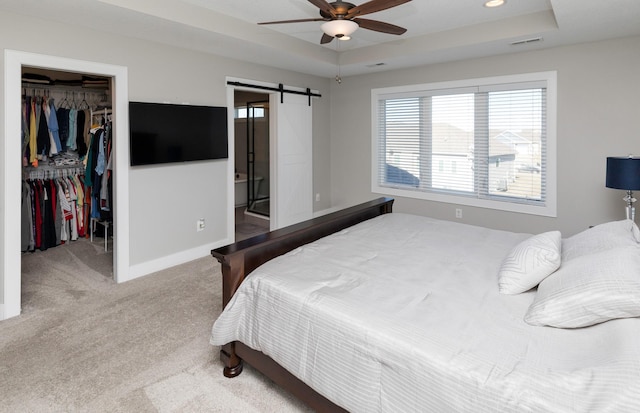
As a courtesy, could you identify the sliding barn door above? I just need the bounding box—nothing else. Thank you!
[271,93,313,230]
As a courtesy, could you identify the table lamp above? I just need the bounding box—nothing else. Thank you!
[606,156,640,221]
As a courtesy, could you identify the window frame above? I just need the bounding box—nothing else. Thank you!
[371,71,557,217]
[234,106,266,119]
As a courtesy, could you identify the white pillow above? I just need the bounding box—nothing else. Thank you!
[524,245,640,328]
[498,231,561,294]
[562,219,640,262]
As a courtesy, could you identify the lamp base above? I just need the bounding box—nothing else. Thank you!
[624,190,636,221]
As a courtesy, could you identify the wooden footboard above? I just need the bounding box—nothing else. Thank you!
[211,197,394,412]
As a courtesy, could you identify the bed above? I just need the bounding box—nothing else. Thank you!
[210,197,640,412]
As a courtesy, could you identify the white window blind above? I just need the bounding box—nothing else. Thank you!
[372,72,556,216]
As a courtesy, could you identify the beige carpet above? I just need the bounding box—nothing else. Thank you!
[0,239,311,412]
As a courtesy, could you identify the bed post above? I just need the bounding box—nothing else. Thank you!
[220,342,243,377]
[217,252,247,308]
[214,252,247,376]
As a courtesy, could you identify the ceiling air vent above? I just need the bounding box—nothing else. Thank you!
[366,62,386,68]
[510,37,543,46]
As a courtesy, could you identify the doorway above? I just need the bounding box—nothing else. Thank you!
[2,50,130,320]
[20,66,115,286]
[246,100,270,217]
[233,91,270,241]
[225,78,314,244]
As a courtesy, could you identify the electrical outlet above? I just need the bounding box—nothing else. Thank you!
[197,218,205,232]
[455,208,463,219]
[315,193,320,202]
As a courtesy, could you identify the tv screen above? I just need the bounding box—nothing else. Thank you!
[129,101,228,166]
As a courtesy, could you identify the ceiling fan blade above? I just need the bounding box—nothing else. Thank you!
[345,0,411,19]
[353,18,407,35]
[308,0,338,18]
[320,33,334,44]
[259,17,327,25]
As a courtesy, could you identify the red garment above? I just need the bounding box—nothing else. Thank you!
[84,185,91,239]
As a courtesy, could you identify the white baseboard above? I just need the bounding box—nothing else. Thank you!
[124,206,352,284]
[124,237,233,282]
[0,301,21,321]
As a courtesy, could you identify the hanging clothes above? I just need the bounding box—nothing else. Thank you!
[76,109,88,157]
[36,99,50,161]
[21,173,87,252]
[56,106,70,151]
[21,181,33,252]
[20,81,112,252]
[42,97,61,156]
[85,120,112,223]
[21,96,31,164]
[67,108,77,151]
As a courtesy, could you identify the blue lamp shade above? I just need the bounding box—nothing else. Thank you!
[606,157,640,190]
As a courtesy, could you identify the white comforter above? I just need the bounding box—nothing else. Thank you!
[211,213,640,412]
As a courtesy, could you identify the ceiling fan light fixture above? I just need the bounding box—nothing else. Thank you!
[321,19,358,39]
[484,0,506,7]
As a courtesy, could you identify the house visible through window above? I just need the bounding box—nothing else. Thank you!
[372,72,556,216]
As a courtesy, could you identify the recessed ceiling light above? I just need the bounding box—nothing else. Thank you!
[484,0,506,7]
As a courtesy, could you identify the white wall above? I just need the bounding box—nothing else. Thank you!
[329,35,640,237]
[0,10,332,310]
[4,8,638,312]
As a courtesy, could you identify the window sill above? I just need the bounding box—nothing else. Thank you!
[373,185,557,217]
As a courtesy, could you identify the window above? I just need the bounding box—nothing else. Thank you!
[234,106,265,119]
[372,72,556,216]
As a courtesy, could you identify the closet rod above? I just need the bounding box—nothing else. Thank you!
[227,81,321,106]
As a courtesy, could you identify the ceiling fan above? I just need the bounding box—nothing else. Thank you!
[259,0,412,44]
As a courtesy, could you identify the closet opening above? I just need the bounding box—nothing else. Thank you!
[233,90,270,241]
[20,66,115,298]
[3,50,130,320]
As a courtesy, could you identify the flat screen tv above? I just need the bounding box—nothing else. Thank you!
[129,101,228,166]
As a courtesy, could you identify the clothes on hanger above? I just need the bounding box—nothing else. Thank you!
[22,92,94,166]
[21,172,87,252]
[85,119,113,223]
[20,81,113,253]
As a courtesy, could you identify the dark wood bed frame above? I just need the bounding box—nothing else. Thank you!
[211,197,394,412]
